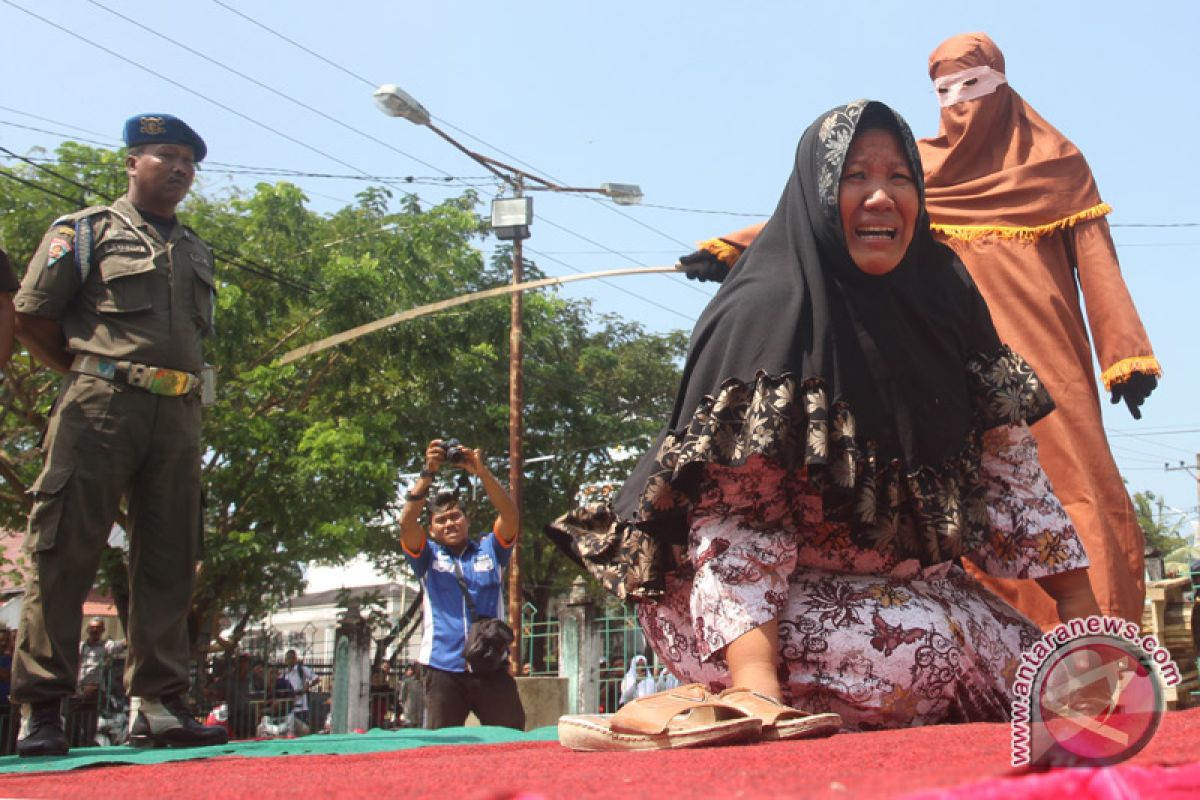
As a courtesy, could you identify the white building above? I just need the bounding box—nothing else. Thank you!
[259,557,421,663]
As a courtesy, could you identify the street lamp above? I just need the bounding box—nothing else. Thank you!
[375,84,641,670]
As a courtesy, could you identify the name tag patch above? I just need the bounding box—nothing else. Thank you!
[95,239,152,258]
[473,554,495,572]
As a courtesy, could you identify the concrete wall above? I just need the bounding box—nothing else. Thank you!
[465,676,568,731]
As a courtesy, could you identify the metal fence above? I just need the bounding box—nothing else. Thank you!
[594,603,672,713]
[520,602,559,677]
[0,660,125,753]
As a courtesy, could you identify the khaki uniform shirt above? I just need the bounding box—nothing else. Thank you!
[15,196,215,373]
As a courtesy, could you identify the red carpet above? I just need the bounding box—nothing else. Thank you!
[1,708,1197,799]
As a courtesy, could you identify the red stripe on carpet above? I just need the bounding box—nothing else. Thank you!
[1,707,1196,799]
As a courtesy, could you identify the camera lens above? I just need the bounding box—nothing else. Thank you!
[442,438,465,464]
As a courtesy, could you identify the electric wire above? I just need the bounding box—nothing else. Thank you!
[6,4,1195,330]
[0,0,436,204]
[202,0,711,298]
[0,118,119,149]
[79,0,707,309]
[85,0,451,179]
[1,151,495,184]
[0,151,316,294]
[0,103,114,141]
[7,118,1196,248]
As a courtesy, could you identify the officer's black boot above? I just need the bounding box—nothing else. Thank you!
[129,694,229,748]
[16,700,70,757]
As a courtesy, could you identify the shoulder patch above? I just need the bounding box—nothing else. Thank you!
[46,232,74,267]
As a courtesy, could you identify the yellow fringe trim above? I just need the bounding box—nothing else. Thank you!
[1101,355,1162,392]
[698,237,745,267]
[931,202,1113,242]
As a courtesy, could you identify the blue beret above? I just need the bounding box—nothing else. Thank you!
[123,114,207,163]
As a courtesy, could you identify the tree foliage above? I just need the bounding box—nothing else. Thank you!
[1132,490,1189,556]
[0,142,687,646]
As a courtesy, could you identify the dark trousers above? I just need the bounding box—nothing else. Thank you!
[421,665,525,730]
[12,375,202,705]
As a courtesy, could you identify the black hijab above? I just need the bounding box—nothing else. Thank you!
[615,100,1001,527]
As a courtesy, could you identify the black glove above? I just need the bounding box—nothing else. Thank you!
[679,249,730,284]
[1110,372,1157,420]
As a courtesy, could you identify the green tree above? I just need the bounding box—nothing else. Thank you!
[1132,490,1188,556]
[0,141,686,658]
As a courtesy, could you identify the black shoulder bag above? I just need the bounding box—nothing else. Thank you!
[451,561,515,674]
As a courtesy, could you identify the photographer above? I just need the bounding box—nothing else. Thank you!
[399,439,524,730]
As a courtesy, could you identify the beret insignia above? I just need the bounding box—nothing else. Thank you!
[139,116,167,135]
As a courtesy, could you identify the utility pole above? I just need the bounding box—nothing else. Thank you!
[507,184,524,666]
[372,84,642,674]
[1164,453,1200,541]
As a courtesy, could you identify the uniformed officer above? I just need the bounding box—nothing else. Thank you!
[11,113,226,755]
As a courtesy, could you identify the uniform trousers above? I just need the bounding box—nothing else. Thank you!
[12,373,202,704]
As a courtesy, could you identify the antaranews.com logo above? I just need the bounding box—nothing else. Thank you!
[1011,615,1180,767]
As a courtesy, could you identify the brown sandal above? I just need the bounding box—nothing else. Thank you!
[717,688,842,741]
[558,683,762,751]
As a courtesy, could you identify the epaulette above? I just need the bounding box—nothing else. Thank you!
[48,204,109,228]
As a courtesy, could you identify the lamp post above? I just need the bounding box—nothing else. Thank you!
[374,84,641,672]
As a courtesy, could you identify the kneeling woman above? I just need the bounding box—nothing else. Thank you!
[550,100,1099,732]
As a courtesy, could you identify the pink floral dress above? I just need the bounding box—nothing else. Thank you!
[636,423,1087,730]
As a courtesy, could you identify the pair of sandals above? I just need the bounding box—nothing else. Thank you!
[558,683,842,752]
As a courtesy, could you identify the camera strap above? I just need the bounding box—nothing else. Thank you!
[451,559,480,623]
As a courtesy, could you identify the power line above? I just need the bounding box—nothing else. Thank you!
[0,0,427,203]
[0,149,316,294]
[5,109,1198,237]
[0,145,104,201]
[0,167,81,206]
[1,140,692,314]
[84,0,452,181]
[71,0,699,313]
[1111,223,1200,229]
[0,118,118,148]
[635,201,1200,229]
[2,151,495,184]
[1107,427,1200,437]
[0,104,114,141]
[202,0,710,297]
[206,0,694,254]
[1106,433,1198,458]
[209,0,376,88]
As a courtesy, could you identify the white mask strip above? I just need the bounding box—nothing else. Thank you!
[934,65,1007,107]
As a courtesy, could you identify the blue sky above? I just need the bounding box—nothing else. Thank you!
[1,0,1196,536]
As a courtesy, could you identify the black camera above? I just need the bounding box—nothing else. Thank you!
[438,438,466,465]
